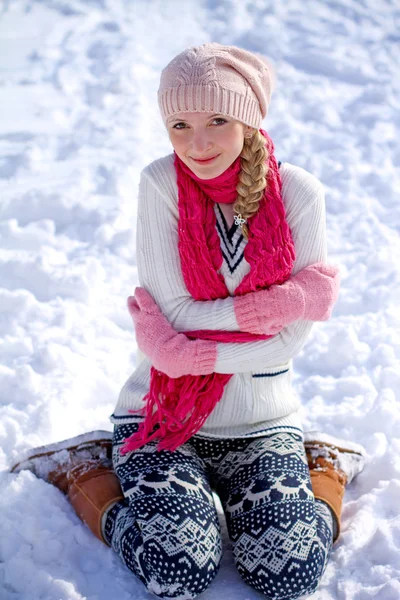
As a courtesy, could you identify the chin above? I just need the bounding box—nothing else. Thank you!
[192,161,226,178]
[194,168,223,180]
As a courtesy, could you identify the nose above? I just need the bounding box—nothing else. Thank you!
[190,129,213,154]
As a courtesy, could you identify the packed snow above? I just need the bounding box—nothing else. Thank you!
[0,0,399,599]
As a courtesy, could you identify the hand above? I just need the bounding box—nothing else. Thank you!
[292,263,340,321]
[127,288,216,378]
[234,279,304,335]
[234,262,340,335]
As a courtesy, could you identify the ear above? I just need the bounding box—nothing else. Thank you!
[244,127,255,139]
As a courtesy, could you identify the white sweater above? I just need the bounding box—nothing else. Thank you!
[111,153,327,438]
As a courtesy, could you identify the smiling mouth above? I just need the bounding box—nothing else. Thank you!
[191,154,220,163]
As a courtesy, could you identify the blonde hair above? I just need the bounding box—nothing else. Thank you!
[233,130,268,240]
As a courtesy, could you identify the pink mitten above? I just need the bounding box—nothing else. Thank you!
[234,262,340,335]
[292,263,340,320]
[127,288,217,378]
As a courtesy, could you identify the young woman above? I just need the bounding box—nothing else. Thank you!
[12,43,365,599]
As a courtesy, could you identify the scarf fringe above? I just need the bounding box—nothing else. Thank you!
[121,367,232,453]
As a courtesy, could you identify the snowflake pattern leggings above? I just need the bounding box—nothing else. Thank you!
[103,423,333,599]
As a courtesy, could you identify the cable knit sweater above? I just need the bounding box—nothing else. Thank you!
[111,153,327,438]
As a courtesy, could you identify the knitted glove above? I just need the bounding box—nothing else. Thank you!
[127,288,217,379]
[234,263,340,335]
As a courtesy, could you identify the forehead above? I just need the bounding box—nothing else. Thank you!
[167,111,225,124]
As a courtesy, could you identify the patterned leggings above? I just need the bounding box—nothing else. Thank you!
[103,423,333,599]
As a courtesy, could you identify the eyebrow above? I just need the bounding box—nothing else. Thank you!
[168,113,225,124]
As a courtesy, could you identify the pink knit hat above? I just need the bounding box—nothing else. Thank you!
[158,42,275,129]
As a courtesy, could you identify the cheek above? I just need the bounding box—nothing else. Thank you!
[226,136,244,158]
[168,133,187,154]
[223,127,244,149]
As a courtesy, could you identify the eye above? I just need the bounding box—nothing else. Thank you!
[172,117,227,130]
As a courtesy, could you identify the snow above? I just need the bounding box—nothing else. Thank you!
[0,0,399,598]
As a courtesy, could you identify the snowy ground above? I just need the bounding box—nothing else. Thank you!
[0,0,399,599]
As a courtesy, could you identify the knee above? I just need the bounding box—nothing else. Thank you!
[136,520,222,598]
[233,538,326,599]
[141,550,221,598]
[237,568,323,599]
[110,510,222,598]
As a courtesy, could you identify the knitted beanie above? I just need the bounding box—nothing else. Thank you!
[158,42,275,129]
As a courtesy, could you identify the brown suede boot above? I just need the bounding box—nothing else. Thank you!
[304,432,366,543]
[10,431,124,545]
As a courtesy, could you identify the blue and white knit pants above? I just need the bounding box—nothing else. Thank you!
[103,423,333,599]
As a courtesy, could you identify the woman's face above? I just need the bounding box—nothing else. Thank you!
[167,111,253,179]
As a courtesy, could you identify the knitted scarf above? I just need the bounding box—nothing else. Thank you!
[122,129,295,453]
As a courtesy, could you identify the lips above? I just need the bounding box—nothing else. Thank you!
[191,154,220,164]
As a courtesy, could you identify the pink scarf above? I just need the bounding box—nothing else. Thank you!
[123,129,295,452]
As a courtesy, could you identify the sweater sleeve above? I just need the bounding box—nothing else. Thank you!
[136,164,240,332]
[213,181,328,374]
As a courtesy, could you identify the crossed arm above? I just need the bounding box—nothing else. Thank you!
[132,167,335,376]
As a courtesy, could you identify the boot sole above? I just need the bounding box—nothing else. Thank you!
[11,430,113,473]
[303,431,367,457]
